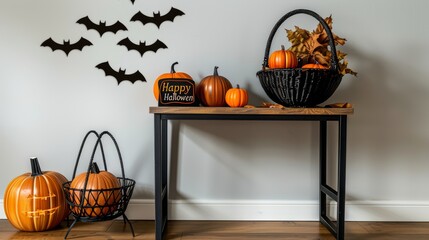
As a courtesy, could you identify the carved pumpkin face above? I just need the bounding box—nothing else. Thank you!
[3,158,69,231]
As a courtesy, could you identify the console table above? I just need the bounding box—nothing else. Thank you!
[149,106,353,240]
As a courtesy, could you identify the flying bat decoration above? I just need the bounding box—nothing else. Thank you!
[117,37,167,57]
[77,16,128,37]
[41,37,92,56]
[130,7,185,28]
[96,61,146,85]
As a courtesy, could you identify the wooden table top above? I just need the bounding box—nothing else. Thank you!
[149,106,354,115]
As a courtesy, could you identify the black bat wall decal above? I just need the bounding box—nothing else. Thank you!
[41,37,92,56]
[130,7,185,28]
[77,16,127,36]
[96,61,146,85]
[117,37,167,57]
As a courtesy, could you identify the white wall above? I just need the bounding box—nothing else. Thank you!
[1,0,429,221]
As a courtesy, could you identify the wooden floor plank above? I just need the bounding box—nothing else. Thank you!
[1,220,429,240]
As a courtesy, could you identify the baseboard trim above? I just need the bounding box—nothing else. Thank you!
[2,199,429,221]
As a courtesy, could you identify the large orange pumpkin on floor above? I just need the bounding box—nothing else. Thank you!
[3,157,69,231]
[153,62,193,100]
[69,162,121,217]
[268,45,298,69]
[197,66,232,107]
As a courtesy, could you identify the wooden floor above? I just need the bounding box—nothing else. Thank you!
[1,220,429,239]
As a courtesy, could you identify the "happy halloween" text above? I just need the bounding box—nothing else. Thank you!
[160,82,192,95]
[163,92,194,101]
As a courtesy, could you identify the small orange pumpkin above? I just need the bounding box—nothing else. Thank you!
[153,62,193,100]
[225,85,248,108]
[302,63,328,69]
[4,158,69,231]
[268,45,298,69]
[197,66,232,107]
[70,162,121,217]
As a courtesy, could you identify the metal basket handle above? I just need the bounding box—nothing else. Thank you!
[71,130,107,179]
[72,130,127,191]
[262,9,340,72]
[87,131,126,182]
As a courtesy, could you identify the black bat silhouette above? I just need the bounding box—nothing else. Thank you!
[77,16,127,36]
[130,7,185,28]
[130,0,135,4]
[96,61,146,85]
[117,38,167,57]
[41,37,92,56]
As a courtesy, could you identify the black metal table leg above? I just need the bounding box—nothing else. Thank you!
[319,117,347,240]
[155,114,168,240]
[319,120,327,221]
[336,115,347,240]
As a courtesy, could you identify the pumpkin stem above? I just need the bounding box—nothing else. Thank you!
[281,45,285,51]
[30,157,43,176]
[236,84,240,89]
[213,66,219,76]
[90,162,101,174]
[171,62,179,73]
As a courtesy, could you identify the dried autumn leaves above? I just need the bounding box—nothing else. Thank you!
[286,16,357,76]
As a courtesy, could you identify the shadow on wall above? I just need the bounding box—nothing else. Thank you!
[333,45,429,200]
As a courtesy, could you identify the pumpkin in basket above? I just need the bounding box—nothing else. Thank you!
[153,62,193,100]
[268,45,298,69]
[302,63,328,69]
[225,85,248,108]
[197,66,232,107]
[4,157,69,231]
[70,162,121,217]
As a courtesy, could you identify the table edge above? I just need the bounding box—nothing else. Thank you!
[149,106,354,115]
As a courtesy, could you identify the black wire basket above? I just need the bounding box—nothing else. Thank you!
[63,178,135,220]
[63,130,136,239]
[256,9,343,107]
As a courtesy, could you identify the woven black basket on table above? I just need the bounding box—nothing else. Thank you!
[257,9,343,107]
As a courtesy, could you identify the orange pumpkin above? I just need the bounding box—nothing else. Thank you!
[197,66,232,107]
[302,63,328,69]
[153,62,193,100]
[4,157,69,231]
[268,45,298,69]
[69,162,121,217]
[225,85,248,108]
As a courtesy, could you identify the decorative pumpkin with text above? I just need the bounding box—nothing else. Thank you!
[158,78,197,106]
[153,62,193,101]
[197,66,232,107]
[268,45,298,69]
[3,158,69,231]
[69,162,121,217]
[225,85,248,108]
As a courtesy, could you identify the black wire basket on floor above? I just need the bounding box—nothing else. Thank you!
[63,130,136,239]
[256,9,343,107]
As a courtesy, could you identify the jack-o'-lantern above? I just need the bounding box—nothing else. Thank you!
[3,157,69,231]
